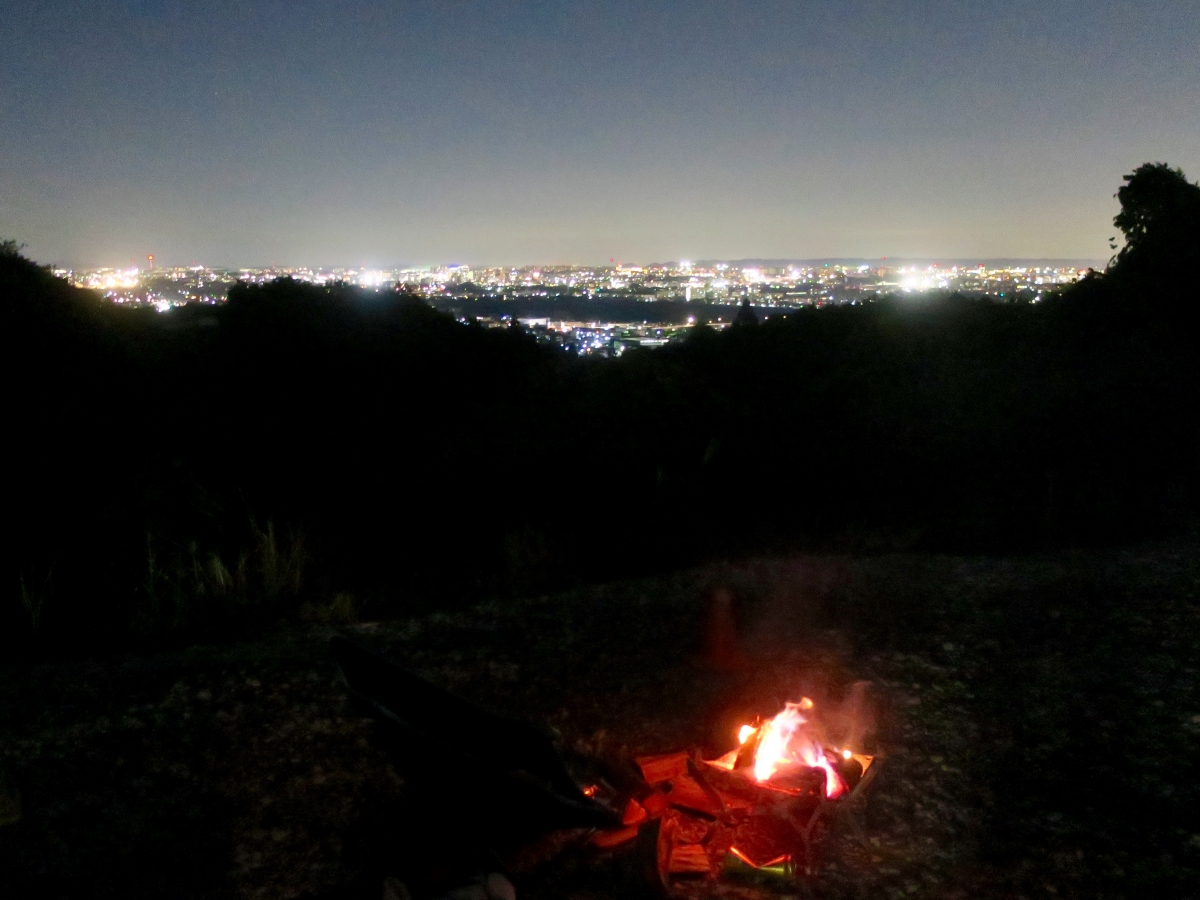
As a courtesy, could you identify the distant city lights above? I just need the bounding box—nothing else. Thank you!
[59,259,1093,353]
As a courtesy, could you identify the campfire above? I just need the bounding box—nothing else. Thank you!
[590,699,876,887]
[332,637,877,896]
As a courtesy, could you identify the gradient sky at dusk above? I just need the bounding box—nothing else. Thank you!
[2,0,1198,267]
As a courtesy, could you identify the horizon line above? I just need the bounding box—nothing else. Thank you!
[51,255,1111,272]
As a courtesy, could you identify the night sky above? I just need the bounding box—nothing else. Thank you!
[2,1,1197,267]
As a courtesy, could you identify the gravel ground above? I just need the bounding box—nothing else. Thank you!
[2,541,1198,899]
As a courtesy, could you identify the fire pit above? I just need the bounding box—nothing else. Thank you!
[590,700,876,890]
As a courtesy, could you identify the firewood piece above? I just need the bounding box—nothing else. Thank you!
[687,757,734,821]
[635,752,690,787]
[706,748,739,771]
[667,775,721,817]
[669,809,712,844]
[768,765,827,798]
[591,826,640,848]
[698,761,817,814]
[656,814,677,879]
[641,791,670,818]
[667,843,713,874]
[695,763,775,808]
[622,798,648,826]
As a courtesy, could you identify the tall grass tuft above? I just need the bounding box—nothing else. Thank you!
[18,569,52,634]
[252,520,306,603]
[134,519,307,640]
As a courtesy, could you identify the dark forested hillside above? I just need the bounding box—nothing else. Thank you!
[3,163,1199,656]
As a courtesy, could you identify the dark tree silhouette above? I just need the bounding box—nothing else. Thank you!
[733,297,759,326]
[1109,162,1200,288]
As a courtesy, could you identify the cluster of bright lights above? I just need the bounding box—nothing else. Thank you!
[356,270,389,288]
[79,268,142,290]
[62,258,1096,318]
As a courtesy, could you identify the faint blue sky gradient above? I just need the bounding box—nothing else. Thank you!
[2,0,1197,266]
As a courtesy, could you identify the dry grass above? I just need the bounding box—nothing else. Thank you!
[135,520,308,638]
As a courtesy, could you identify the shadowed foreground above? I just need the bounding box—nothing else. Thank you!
[3,540,1198,899]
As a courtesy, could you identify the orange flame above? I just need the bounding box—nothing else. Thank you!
[738,700,846,798]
